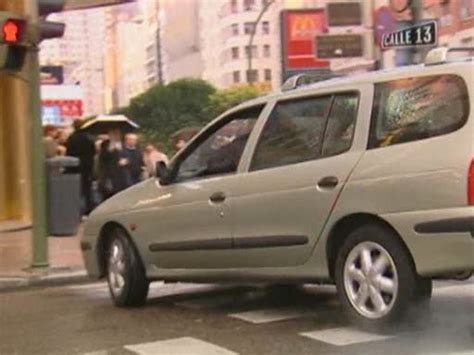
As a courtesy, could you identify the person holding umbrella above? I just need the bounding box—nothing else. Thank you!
[81,115,140,201]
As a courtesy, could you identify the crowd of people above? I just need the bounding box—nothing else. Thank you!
[42,121,171,215]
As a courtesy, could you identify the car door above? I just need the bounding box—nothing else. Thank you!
[227,87,370,268]
[143,105,265,269]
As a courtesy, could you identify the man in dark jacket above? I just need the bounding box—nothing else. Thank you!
[123,133,144,185]
[66,120,96,214]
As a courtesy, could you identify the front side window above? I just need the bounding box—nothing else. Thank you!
[369,75,469,149]
[176,107,262,182]
[251,96,332,171]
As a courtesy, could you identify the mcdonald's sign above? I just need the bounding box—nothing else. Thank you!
[281,10,330,75]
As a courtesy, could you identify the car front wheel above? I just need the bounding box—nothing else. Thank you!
[335,224,418,328]
[106,228,149,307]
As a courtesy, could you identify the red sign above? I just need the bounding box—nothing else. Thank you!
[281,10,330,69]
[42,99,83,118]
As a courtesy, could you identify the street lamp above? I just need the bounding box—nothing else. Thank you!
[247,0,274,86]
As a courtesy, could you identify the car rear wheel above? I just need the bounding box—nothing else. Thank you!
[107,228,149,307]
[335,224,418,328]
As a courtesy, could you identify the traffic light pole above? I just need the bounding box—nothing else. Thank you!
[29,45,49,268]
[27,0,49,268]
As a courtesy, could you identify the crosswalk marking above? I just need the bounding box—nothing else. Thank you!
[229,307,318,324]
[433,284,474,298]
[300,327,394,346]
[124,337,238,355]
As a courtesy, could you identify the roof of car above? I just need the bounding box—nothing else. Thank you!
[237,60,472,109]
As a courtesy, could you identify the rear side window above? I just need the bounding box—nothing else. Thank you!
[322,94,359,157]
[369,75,469,149]
[251,96,332,171]
[250,92,359,171]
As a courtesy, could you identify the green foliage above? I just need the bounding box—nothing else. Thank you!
[112,79,263,153]
[208,85,262,117]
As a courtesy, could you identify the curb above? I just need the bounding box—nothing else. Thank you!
[0,269,90,292]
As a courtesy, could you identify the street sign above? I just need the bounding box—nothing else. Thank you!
[382,20,437,50]
[326,3,362,26]
[316,34,363,59]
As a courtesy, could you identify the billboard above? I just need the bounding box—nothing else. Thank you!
[40,66,64,85]
[41,85,84,124]
[316,34,364,58]
[281,9,330,79]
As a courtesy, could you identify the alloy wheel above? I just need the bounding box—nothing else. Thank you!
[343,241,398,319]
[108,239,126,297]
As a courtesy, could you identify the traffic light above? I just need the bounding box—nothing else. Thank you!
[38,0,66,41]
[0,13,28,71]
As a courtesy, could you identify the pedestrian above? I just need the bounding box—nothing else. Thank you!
[65,119,96,215]
[43,125,59,158]
[97,128,131,200]
[123,133,145,185]
[143,143,169,178]
[55,128,68,156]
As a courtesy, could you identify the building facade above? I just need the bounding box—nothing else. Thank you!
[40,9,106,117]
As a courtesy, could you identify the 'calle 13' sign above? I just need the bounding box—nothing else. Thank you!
[382,20,437,50]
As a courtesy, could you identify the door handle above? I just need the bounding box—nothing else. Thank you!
[318,176,339,189]
[209,191,226,203]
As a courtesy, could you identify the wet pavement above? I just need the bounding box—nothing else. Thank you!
[0,280,473,355]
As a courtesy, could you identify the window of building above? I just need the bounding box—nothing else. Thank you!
[368,75,469,149]
[244,22,255,34]
[231,23,239,36]
[246,69,259,83]
[231,47,239,59]
[244,0,256,11]
[244,45,258,58]
[460,0,474,19]
[231,0,238,13]
[262,21,270,34]
[263,44,271,57]
[250,96,332,171]
[264,69,272,81]
[233,71,241,83]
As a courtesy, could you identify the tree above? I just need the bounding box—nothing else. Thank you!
[119,78,216,153]
[207,85,262,117]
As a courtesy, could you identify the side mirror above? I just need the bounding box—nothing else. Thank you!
[155,161,171,185]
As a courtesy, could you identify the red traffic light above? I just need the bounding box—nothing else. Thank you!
[2,19,24,44]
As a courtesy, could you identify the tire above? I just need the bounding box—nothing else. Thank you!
[106,228,149,307]
[335,224,418,329]
[415,277,432,304]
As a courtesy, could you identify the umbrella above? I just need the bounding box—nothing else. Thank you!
[81,115,140,135]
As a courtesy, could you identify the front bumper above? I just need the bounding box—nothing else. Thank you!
[382,206,474,277]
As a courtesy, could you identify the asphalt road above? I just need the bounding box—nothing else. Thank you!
[0,279,473,355]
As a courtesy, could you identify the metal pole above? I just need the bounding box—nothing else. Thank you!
[409,0,422,64]
[27,0,49,268]
[247,0,274,86]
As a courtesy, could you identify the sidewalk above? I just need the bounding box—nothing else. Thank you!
[0,223,89,291]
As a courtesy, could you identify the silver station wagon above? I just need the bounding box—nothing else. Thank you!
[82,48,474,327]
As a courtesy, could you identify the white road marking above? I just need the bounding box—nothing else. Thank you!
[82,351,109,355]
[125,337,238,355]
[300,327,394,346]
[229,307,318,324]
[433,284,474,298]
[66,283,107,291]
